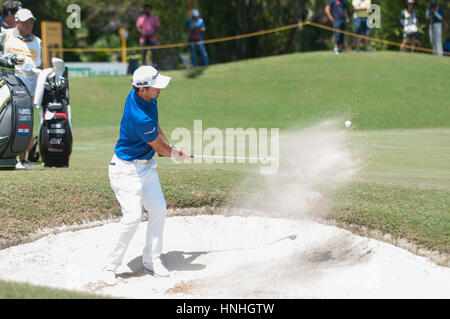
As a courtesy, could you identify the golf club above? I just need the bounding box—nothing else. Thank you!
[159,153,278,161]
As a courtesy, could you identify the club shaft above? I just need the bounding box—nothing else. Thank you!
[191,154,275,161]
[159,154,276,161]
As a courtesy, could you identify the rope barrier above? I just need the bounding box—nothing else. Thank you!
[306,21,450,56]
[47,20,449,56]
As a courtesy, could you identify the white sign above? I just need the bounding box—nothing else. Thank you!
[65,62,128,77]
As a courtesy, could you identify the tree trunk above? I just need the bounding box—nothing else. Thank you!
[236,0,249,59]
[284,0,306,53]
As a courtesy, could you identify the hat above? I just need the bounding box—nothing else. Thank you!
[192,9,200,17]
[407,0,415,3]
[2,1,22,17]
[15,8,36,21]
[132,66,171,89]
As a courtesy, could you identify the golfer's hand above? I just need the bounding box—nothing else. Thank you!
[171,147,190,162]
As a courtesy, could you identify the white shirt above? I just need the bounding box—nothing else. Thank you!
[352,0,371,18]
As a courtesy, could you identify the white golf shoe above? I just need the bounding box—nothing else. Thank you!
[16,161,31,169]
[143,257,170,277]
[101,269,117,286]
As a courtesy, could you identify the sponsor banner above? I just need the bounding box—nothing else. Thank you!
[18,125,30,136]
[65,62,128,77]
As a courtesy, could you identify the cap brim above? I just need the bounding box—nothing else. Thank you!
[17,16,36,21]
[152,75,171,89]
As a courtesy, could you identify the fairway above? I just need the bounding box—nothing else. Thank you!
[69,51,450,131]
[1,51,449,298]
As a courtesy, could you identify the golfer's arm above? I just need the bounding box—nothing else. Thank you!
[148,134,172,157]
[157,126,169,145]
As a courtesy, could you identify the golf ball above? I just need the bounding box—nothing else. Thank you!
[345,120,352,128]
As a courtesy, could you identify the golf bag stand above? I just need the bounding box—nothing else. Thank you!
[34,58,73,168]
[0,55,34,170]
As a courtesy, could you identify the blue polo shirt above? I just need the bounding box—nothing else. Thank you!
[114,90,159,161]
[186,18,206,41]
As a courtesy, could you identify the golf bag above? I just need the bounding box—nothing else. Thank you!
[34,58,73,168]
[0,55,34,170]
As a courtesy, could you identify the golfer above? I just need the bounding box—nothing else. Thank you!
[102,65,189,286]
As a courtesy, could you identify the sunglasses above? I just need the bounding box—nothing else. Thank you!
[5,7,20,16]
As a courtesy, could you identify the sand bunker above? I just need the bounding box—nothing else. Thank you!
[0,215,448,299]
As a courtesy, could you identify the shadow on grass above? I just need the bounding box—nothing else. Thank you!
[185,66,208,79]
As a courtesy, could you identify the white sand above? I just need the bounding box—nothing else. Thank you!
[0,214,448,299]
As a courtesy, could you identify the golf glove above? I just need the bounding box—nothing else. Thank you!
[171,147,190,162]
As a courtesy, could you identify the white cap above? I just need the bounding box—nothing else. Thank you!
[407,0,414,3]
[15,8,36,22]
[192,9,200,17]
[132,66,171,89]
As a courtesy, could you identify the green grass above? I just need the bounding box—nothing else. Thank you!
[331,183,450,253]
[0,50,449,298]
[70,51,450,131]
[0,280,108,298]
[355,128,450,187]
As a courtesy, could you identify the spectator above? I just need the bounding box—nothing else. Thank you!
[136,4,160,66]
[185,9,209,67]
[0,1,22,51]
[426,0,443,56]
[400,0,419,53]
[325,0,350,55]
[352,0,371,52]
[1,8,42,169]
[1,1,21,29]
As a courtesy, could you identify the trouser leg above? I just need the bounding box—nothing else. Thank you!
[141,168,167,264]
[429,25,436,53]
[190,43,197,67]
[435,23,443,56]
[198,43,209,66]
[105,157,144,271]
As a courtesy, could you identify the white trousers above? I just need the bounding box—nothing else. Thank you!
[429,23,443,56]
[105,154,167,271]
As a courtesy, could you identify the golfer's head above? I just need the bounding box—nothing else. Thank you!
[132,65,171,101]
